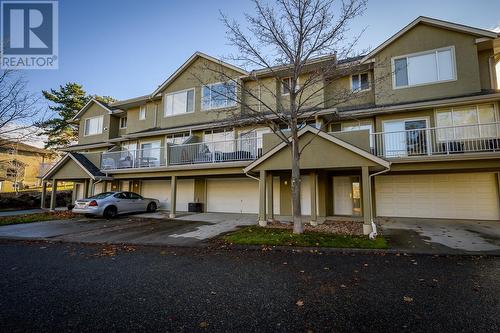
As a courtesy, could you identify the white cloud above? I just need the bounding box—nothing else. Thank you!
[1,123,47,148]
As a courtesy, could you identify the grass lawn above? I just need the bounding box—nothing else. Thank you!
[0,211,76,226]
[222,226,389,249]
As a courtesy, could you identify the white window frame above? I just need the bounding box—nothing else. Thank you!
[119,116,127,129]
[164,88,195,117]
[83,115,104,136]
[391,46,457,90]
[281,77,300,95]
[139,105,146,120]
[350,73,371,92]
[201,81,237,111]
[165,132,190,145]
[382,117,431,156]
[434,103,499,141]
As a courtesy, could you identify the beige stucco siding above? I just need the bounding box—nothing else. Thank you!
[78,104,111,145]
[373,24,482,105]
[324,72,375,109]
[478,49,494,90]
[253,132,379,171]
[51,159,90,180]
[156,57,242,129]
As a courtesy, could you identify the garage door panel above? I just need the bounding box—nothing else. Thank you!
[141,179,194,211]
[207,178,259,213]
[376,173,499,220]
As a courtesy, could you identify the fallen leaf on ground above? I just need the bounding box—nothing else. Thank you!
[199,321,208,328]
[296,300,304,306]
[403,296,413,302]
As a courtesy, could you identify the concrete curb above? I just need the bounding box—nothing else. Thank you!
[222,243,500,257]
[1,236,498,257]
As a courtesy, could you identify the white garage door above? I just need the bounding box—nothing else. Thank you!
[207,178,259,213]
[141,179,194,211]
[375,173,499,220]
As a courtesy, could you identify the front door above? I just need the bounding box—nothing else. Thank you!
[333,176,361,216]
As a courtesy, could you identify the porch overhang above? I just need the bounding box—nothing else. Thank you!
[243,126,391,174]
[42,153,113,182]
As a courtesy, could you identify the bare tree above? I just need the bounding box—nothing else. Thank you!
[192,0,386,234]
[0,69,43,148]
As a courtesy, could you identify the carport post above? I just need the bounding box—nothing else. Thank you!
[170,175,177,218]
[361,166,372,235]
[310,171,318,226]
[88,179,94,196]
[40,181,47,209]
[83,180,89,198]
[258,170,267,226]
[50,179,58,211]
[266,173,274,221]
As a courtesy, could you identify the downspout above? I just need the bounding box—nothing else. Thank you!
[368,166,391,239]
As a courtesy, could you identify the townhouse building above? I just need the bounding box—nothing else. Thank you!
[42,17,500,234]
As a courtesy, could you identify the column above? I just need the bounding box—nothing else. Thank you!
[258,170,267,226]
[71,183,77,204]
[266,173,274,221]
[50,179,57,211]
[170,175,177,218]
[310,171,318,226]
[88,179,94,197]
[83,180,89,198]
[40,181,47,209]
[361,166,372,235]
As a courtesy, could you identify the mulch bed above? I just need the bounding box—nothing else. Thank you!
[265,220,363,236]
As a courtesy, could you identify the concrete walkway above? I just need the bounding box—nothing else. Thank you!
[379,217,500,254]
[0,212,258,246]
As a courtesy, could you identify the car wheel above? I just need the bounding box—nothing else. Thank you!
[103,206,117,219]
[147,202,157,212]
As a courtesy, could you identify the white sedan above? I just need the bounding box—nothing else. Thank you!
[73,191,160,218]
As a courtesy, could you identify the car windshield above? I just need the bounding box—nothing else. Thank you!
[88,192,115,199]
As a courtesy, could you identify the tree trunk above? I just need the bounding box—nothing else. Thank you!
[290,127,303,234]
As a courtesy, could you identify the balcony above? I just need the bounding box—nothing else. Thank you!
[100,137,263,170]
[371,123,500,159]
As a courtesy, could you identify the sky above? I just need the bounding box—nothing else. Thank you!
[15,0,500,105]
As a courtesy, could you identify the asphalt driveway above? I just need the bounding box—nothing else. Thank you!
[0,212,258,246]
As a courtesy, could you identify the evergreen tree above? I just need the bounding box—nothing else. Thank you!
[37,82,115,148]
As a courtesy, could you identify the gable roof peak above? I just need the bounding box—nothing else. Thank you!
[71,98,114,121]
[151,51,248,97]
[361,16,499,63]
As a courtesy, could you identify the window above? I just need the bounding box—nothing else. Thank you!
[119,117,127,129]
[435,104,498,140]
[164,89,194,116]
[204,129,235,153]
[281,77,300,95]
[202,82,237,110]
[139,141,161,166]
[166,132,190,145]
[393,46,455,88]
[351,73,369,92]
[84,116,103,136]
[139,106,146,120]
